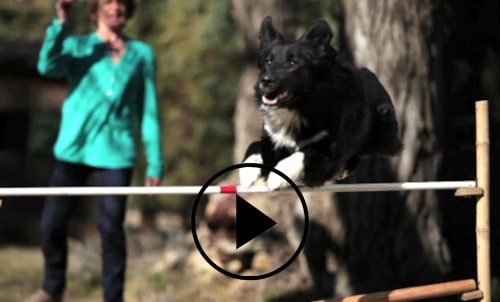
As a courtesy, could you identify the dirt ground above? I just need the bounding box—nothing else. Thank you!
[0,235,304,302]
[0,201,317,302]
[0,244,259,302]
[3,241,498,302]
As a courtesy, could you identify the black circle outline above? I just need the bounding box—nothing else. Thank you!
[191,163,309,280]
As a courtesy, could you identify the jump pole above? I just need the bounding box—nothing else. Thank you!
[475,100,491,302]
[0,181,476,197]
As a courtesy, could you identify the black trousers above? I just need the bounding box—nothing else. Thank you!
[41,160,132,302]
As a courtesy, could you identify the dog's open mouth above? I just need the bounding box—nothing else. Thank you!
[262,90,291,106]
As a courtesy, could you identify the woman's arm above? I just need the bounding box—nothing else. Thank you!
[140,46,164,182]
[37,0,74,78]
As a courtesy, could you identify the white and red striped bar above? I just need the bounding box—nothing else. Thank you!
[0,180,476,197]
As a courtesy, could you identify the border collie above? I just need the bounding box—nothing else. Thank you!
[240,16,402,189]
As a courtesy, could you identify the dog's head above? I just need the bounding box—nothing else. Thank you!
[255,16,337,108]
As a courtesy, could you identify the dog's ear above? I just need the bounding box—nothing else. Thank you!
[259,16,283,49]
[300,20,333,48]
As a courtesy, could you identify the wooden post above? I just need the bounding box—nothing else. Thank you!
[475,100,491,302]
[314,279,477,302]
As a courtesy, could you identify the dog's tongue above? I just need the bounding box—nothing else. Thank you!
[263,96,279,105]
[263,91,289,105]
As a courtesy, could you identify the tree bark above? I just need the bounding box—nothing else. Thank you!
[337,0,451,295]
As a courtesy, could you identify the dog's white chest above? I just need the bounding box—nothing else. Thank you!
[262,107,305,150]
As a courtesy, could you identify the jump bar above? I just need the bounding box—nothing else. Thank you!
[0,181,476,197]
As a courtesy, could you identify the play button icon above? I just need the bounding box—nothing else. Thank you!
[235,195,277,249]
[191,163,308,280]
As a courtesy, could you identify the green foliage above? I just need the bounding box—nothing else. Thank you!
[0,1,93,39]
[0,1,50,40]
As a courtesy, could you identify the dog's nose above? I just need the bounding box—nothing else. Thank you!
[260,75,276,89]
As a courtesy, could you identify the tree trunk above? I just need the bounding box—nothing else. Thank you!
[337,0,451,295]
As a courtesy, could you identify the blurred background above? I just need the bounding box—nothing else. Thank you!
[0,0,499,301]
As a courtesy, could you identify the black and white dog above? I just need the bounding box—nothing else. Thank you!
[240,16,402,189]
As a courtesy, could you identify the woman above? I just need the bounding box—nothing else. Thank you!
[25,0,163,301]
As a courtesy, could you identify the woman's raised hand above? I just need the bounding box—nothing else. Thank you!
[56,0,74,23]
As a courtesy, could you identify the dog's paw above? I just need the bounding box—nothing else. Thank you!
[267,152,304,190]
[239,154,264,188]
[335,169,351,180]
[334,156,358,180]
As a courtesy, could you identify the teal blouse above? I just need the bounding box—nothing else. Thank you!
[38,18,164,178]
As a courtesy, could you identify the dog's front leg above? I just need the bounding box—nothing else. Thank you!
[239,141,265,188]
[267,151,305,190]
[240,153,264,188]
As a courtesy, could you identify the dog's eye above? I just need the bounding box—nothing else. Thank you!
[287,60,299,67]
[265,59,272,65]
